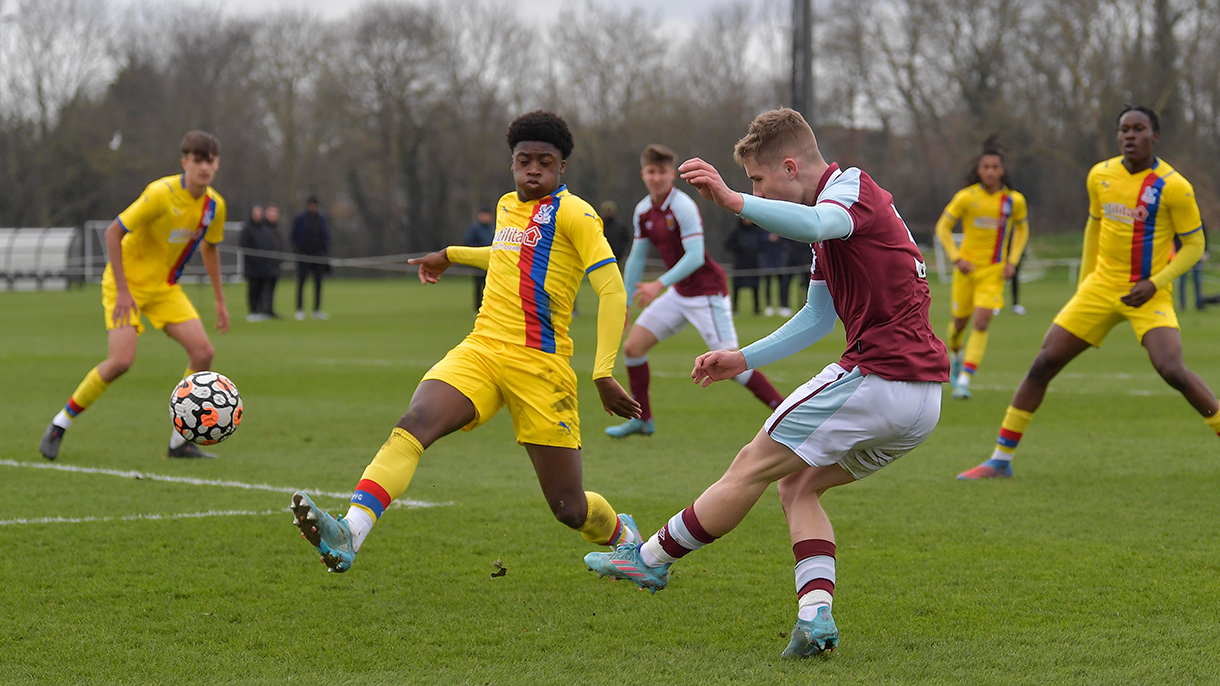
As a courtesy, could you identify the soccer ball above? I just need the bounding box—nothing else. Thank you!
[169,371,243,445]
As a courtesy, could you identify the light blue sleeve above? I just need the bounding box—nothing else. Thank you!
[738,194,853,243]
[622,238,650,304]
[657,192,707,288]
[658,235,706,288]
[740,281,837,369]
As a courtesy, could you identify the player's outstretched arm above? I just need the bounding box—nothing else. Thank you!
[693,281,837,388]
[408,246,487,284]
[621,237,649,307]
[679,157,852,242]
[200,241,229,334]
[588,263,642,419]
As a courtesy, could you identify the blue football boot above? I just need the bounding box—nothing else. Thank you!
[605,417,655,438]
[615,513,642,546]
[584,542,669,594]
[291,492,356,573]
[782,605,839,658]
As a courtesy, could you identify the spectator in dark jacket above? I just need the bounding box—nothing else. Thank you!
[262,204,284,318]
[600,200,632,263]
[463,206,495,311]
[240,205,283,321]
[759,232,789,316]
[291,195,331,320]
[724,218,763,315]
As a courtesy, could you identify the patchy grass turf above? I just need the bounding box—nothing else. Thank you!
[2,273,1219,685]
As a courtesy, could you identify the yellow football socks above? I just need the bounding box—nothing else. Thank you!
[64,367,110,418]
[992,406,1034,461]
[1205,408,1220,437]
[946,321,967,352]
[579,491,624,546]
[961,329,989,382]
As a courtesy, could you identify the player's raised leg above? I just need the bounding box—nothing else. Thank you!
[1142,327,1220,433]
[959,324,1090,479]
[607,324,658,437]
[40,327,137,460]
[526,444,641,547]
[163,318,218,459]
[776,464,856,657]
[293,379,472,572]
[586,429,808,592]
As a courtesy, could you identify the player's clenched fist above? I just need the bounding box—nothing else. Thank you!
[691,350,748,387]
[408,250,453,284]
[594,376,642,419]
[678,158,745,214]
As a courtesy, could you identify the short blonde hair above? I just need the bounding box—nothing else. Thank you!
[733,109,820,167]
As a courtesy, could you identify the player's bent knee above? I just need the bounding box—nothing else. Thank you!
[1154,360,1190,389]
[1027,354,1061,384]
[549,495,586,529]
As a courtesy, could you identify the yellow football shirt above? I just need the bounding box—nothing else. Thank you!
[1087,156,1202,286]
[941,184,1028,266]
[104,174,227,290]
[471,185,616,357]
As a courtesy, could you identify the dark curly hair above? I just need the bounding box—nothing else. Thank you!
[507,111,574,159]
[1118,104,1160,133]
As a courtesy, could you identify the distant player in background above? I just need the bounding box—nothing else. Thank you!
[39,131,229,460]
[586,110,948,658]
[606,144,784,438]
[290,111,643,573]
[936,139,1029,400]
[959,106,1220,480]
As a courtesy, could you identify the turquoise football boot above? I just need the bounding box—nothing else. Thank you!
[605,417,655,438]
[584,543,669,594]
[615,513,642,546]
[291,492,356,573]
[782,605,839,658]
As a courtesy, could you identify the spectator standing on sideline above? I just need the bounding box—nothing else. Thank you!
[292,195,330,320]
[759,232,791,316]
[262,204,284,318]
[1176,223,1209,311]
[240,205,277,321]
[724,217,763,315]
[463,206,495,311]
[786,235,812,307]
[601,200,632,263]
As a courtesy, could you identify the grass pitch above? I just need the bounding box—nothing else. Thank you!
[2,271,1219,685]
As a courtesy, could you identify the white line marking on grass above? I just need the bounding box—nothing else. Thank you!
[0,508,286,527]
[0,460,449,509]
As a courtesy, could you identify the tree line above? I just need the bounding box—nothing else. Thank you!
[0,0,1215,260]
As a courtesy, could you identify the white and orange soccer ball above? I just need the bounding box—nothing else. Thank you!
[169,371,243,445]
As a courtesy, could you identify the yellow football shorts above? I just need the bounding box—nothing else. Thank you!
[102,279,200,335]
[951,262,1005,318]
[422,334,581,449]
[1053,275,1179,347]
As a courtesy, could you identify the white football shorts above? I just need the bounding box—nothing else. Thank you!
[764,362,942,479]
[635,288,738,350]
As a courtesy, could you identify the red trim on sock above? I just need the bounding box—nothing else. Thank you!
[681,505,716,544]
[605,518,623,546]
[355,479,392,509]
[798,578,835,599]
[793,539,836,561]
